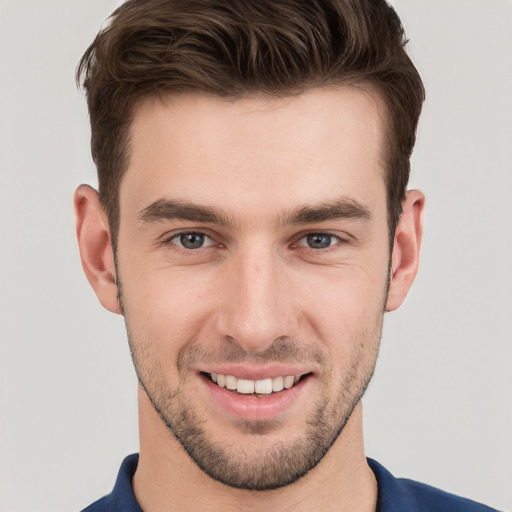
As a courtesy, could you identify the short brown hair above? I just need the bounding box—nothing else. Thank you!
[77,0,424,245]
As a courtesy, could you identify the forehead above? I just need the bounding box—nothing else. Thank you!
[121,86,387,220]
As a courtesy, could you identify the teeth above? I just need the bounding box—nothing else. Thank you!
[209,373,302,394]
[255,378,272,394]
[283,376,295,389]
[272,376,284,392]
[225,375,237,390]
[237,379,255,394]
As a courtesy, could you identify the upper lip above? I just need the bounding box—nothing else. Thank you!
[197,364,313,381]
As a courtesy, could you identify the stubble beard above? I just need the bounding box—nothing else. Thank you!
[117,275,384,491]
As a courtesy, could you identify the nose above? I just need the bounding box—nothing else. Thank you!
[216,244,295,353]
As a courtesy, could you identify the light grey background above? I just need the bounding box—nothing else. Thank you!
[0,1,510,511]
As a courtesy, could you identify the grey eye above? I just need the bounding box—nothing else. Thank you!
[299,233,339,249]
[172,232,213,250]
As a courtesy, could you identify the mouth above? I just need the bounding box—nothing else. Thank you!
[203,372,311,396]
[199,369,313,421]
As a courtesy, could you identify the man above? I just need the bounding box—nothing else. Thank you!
[74,0,499,510]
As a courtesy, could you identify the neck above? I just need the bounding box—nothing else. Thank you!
[133,387,377,512]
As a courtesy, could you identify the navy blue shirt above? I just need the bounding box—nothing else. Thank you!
[82,454,500,511]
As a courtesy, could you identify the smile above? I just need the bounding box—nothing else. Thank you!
[200,369,313,421]
[207,372,306,395]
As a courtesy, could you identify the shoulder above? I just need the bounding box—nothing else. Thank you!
[368,458,500,512]
[398,477,500,512]
[81,495,115,512]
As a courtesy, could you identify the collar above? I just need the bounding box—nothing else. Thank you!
[107,454,420,511]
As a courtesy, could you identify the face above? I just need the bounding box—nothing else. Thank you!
[116,87,390,490]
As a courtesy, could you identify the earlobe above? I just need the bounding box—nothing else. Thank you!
[386,190,425,312]
[74,184,122,314]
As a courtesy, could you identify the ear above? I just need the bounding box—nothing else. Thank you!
[386,189,425,312]
[74,184,122,314]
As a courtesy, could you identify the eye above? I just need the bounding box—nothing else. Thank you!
[297,233,341,249]
[169,232,215,250]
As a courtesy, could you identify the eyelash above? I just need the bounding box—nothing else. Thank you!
[293,232,344,251]
[162,231,215,252]
[162,230,348,254]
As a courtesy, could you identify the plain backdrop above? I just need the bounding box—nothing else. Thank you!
[0,1,510,511]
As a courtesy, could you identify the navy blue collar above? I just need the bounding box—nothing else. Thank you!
[104,454,142,512]
[86,453,496,512]
[367,457,422,511]
[99,454,414,511]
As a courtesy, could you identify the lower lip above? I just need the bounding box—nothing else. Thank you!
[200,374,310,421]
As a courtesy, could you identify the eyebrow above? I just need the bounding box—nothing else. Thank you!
[283,198,371,225]
[137,199,235,226]
[137,196,371,227]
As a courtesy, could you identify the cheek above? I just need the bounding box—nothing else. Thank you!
[120,263,221,352]
[298,266,387,355]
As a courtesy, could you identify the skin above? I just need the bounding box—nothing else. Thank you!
[75,86,424,511]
